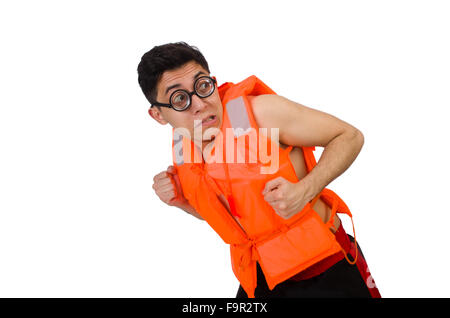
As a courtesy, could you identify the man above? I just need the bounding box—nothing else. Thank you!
[137,42,380,298]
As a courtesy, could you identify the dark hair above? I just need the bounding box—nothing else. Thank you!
[137,42,210,108]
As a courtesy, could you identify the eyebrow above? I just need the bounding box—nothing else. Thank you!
[164,71,207,96]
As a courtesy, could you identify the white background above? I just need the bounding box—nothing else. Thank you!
[1,0,449,298]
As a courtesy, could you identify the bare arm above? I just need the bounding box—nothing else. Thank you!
[302,128,364,197]
[177,200,204,220]
[251,94,364,201]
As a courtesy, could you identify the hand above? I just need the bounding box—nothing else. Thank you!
[262,176,312,220]
[152,165,188,208]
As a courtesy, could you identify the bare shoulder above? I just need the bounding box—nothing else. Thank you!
[247,94,360,148]
[247,94,286,128]
[248,94,301,129]
[247,94,294,140]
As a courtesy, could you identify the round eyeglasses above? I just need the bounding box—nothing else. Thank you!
[151,76,217,112]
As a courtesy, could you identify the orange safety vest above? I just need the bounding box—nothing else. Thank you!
[172,75,358,298]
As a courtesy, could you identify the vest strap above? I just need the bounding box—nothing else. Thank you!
[341,213,358,265]
[223,155,241,218]
[239,239,260,271]
[325,196,359,265]
[306,191,359,266]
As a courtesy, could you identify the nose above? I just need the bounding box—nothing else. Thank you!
[190,94,208,114]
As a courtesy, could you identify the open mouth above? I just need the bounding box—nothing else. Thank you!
[194,115,218,128]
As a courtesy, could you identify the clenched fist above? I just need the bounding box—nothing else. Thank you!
[152,165,186,207]
[262,176,314,220]
[152,166,203,220]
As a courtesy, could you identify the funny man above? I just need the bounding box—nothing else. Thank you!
[137,42,381,298]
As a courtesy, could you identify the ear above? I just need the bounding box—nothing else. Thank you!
[148,106,169,125]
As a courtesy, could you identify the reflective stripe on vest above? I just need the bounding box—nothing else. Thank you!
[226,96,252,137]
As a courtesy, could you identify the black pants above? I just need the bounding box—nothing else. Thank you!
[236,235,374,298]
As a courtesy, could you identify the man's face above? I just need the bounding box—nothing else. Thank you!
[149,61,223,147]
